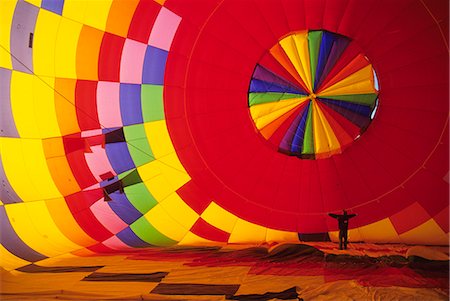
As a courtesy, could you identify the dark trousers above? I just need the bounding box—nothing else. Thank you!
[339,230,348,250]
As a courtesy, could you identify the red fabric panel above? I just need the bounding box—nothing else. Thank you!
[176,181,212,214]
[433,206,449,233]
[389,202,431,235]
[65,189,103,213]
[303,0,325,29]
[87,243,116,253]
[164,0,449,234]
[280,0,305,32]
[65,150,97,189]
[98,33,125,82]
[75,80,99,131]
[70,208,113,242]
[254,0,292,41]
[405,169,449,217]
[190,218,230,242]
[127,0,159,43]
[63,135,84,154]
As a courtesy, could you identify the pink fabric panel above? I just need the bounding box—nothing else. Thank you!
[96,81,122,128]
[84,145,116,182]
[102,236,133,250]
[148,7,181,51]
[90,200,128,234]
[120,39,147,84]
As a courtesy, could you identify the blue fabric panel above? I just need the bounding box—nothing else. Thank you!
[316,35,349,90]
[320,99,370,129]
[116,227,153,248]
[142,46,168,85]
[0,206,47,262]
[41,0,64,15]
[320,98,372,116]
[108,192,142,225]
[252,65,308,95]
[120,84,143,126]
[249,79,304,94]
[11,1,39,73]
[291,103,310,154]
[105,142,135,174]
[315,31,336,90]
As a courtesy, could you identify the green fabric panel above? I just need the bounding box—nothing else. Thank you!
[142,84,164,122]
[321,94,378,106]
[121,169,142,187]
[302,104,314,155]
[124,183,157,214]
[308,31,323,91]
[248,93,304,106]
[124,124,154,166]
[130,216,178,246]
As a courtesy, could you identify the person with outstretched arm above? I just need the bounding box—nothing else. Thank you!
[328,210,357,250]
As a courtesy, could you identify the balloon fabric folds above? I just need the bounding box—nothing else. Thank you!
[0,0,448,271]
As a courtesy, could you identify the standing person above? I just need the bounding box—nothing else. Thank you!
[328,210,357,250]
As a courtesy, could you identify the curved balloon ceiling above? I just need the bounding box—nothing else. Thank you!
[0,0,448,270]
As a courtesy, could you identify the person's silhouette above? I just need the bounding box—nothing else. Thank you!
[328,210,356,250]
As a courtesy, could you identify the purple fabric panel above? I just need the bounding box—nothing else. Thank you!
[119,84,143,126]
[0,152,22,204]
[11,1,39,73]
[107,192,142,224]
[0,206,47,262]
[0,68,19,137]
[279,105,308,152]
[316,36,350,90]
[105,142,135,174]
[116,227,152,248]
[253,65,307,95]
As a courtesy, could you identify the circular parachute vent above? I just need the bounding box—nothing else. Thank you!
[248,30,379,159]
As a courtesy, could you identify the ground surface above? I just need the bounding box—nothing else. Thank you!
[1,242,448,300]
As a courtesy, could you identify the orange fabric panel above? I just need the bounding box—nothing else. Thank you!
[42,137,80,196]
[76,25,104,80]
[54,78,80,136]
[105,0,139,37]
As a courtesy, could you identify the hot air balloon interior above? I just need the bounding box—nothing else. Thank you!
[0,0,448,300]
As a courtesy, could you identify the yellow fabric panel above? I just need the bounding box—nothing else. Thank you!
[55,17,82,78]
[42,137,80,196]
[54,78,80,135]
[162,266,250,285]
[1,138,62,201]
[157,152,191,186]
[328,229,363,243]
[138,161,177,202]
[105,0,139,37]
[265,228,300,243]
[76,25,103,80]
[250,97,309,129]
[33,9,60,77]
[0,0,15,69]
[0,244,30,271]
[355,218,400,243]
[311,101,341,158]
[5,202,76,257]
[11,73,60,138]
[83,0,113,31]
[24,0,41,7]
[178,231,219,246]
[228,218,267,244]
[400,219,449,245]
[201,201,238,233]
[62,0,87,24]
[0,200,3,205]
[160,192,199,230]
[318,64,376,96]
[33,76,61,138]
[10,71,39,138]
[144,120,176,159]
[144,204,189,241]
[279,33,312,91]
[46,198,97,247]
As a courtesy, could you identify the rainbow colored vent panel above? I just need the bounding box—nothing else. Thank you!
[249,30,379,159]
